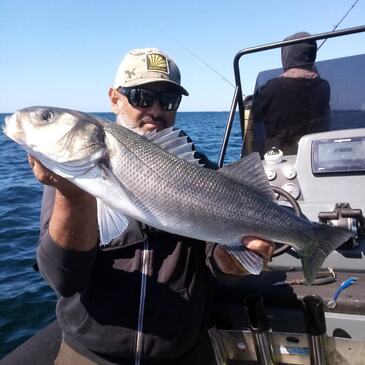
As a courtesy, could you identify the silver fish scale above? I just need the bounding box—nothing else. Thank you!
[100,120,314,246]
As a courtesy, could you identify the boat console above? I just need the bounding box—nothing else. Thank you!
[212,27,365,364]
[267,127,365,266]
[212,130,365,364]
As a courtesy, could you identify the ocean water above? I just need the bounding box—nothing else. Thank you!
[0,111,243,359]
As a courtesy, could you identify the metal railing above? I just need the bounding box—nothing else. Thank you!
[218,25,365,168]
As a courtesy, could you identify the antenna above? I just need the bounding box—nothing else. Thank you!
[318,0,360,50]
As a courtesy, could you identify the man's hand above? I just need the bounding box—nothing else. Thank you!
[213,237,275,276]
[28,155,98,250]
[28,155,86,198]
[241,236,274,261]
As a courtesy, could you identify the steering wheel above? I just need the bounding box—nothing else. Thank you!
[271,186,303,257]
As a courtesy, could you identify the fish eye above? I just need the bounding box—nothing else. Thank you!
[40,111,53,122]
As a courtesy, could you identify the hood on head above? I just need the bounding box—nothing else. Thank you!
[281,32,317,71]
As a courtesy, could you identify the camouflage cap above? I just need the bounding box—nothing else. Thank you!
[114,48,189,95]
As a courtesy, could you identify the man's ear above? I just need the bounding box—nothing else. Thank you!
[109,88,121,113]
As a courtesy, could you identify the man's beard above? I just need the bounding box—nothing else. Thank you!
[116,113,169,135]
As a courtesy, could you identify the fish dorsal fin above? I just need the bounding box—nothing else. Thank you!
[145,127,201,165]
[219,153,275,200]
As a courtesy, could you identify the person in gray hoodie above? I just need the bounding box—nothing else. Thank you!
[252,31,331,155]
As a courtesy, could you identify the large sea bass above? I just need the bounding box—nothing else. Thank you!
[3,106,353,282]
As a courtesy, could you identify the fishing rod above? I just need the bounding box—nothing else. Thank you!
[163,32,235,88]
[164,1,360,88]
[318,0,360,50]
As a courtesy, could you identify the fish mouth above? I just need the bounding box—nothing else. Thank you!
[2,115,13,135]
[2,112,24,143]
[3,114,13,130]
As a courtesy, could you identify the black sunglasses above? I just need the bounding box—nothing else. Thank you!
[118,87,182,111]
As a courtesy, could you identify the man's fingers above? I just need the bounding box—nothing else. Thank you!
[28,155,55,184]
[241,236,275,260]
[27,155,92,201]
[28,155,36,168]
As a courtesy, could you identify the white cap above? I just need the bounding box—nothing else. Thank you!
[114,47,189,95]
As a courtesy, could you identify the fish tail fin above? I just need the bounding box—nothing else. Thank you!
[301,223,353,283]
[225,244,263,275]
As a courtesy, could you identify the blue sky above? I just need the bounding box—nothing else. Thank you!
[1,0,364,112]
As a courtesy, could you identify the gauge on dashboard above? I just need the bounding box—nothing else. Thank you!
[282,165,297,180]
[264,147,283,164]
[264,167,277,181]
[281,182,301,200]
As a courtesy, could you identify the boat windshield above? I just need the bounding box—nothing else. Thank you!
[249,53,365,156]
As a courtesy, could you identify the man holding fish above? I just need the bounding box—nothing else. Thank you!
[4,46,349,364]
[26,48,274,364]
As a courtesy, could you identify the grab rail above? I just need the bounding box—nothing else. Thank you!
[218,25,365,167]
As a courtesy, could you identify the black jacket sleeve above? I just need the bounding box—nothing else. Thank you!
[37,232,98,297]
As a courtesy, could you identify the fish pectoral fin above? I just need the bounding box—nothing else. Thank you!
[224,244,263,275]
[219,153,275,200]
[32,150,105,180]
[97,198,129,245]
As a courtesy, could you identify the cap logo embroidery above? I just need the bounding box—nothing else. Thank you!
[125,68,136,80]
[146,53,169,74]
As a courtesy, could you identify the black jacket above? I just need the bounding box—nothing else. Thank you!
[36,150,225,364]
[37,218,221,364]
